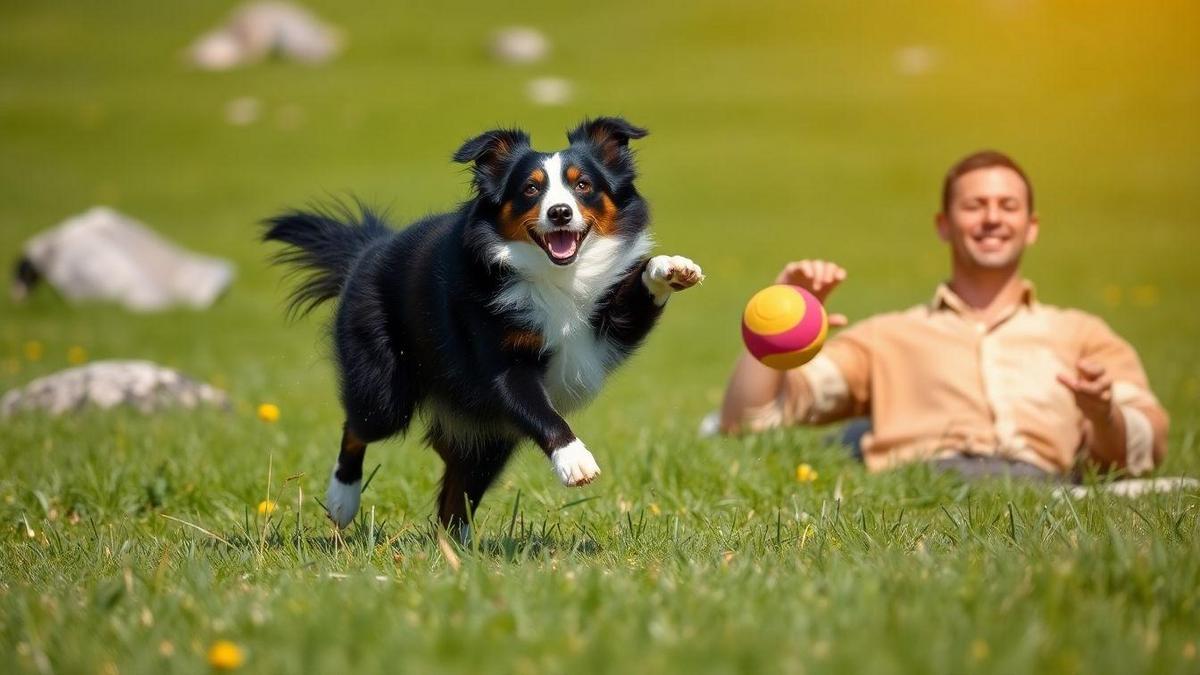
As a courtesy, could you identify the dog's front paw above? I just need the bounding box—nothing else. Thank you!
[643,255,704,305]
[550,439,601,486]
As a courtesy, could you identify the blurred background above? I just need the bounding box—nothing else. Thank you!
[1,0,1198,456]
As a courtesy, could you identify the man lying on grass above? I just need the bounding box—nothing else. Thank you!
[718,150,1169,480]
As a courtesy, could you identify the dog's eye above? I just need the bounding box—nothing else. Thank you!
[574,180,592,194]
[523,183,540,197]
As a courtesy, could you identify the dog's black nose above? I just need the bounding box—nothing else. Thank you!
[548,204,573,226]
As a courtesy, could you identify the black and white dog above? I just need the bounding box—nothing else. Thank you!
[264,117,702,534]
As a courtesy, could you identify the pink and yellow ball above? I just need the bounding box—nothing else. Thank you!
[741,285,829,370]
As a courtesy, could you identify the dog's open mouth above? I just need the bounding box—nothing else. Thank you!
[529,227,589,265]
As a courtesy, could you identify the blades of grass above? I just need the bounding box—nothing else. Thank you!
[939,506,960,546]
[160,514,232,548]
[259,451,274,561]
[1060,487,1089,530]
[1126,503,1155,532]
[560,495,601,510]
[507,489,522,540]
[360,463,382,494]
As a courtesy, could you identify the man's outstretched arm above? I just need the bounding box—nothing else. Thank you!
[719,260,854,434]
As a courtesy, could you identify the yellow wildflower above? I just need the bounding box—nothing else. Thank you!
[1130,284,1160,307]
[256,403,280,423]
[207,640,245,670]
[257,500,278,515]
[970,639,989,661]
[67,345,87,365]
[1184,642,1196,660]
[648,503,661,516]
[1101,284,1122,308]
[23,340,44,362]
[795,463,818,483]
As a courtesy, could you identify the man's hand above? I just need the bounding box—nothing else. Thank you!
[774,259,848,327]
[1056,360,1116,425]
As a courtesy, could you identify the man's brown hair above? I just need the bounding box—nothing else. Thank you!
[941,150,1034,213]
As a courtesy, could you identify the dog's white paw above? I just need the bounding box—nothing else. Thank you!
[325,468,361,529]
[643,255,704,305]
[551,439,601,486]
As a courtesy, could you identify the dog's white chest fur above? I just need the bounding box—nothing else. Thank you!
[490,231,652,412]
[543,320,619,412]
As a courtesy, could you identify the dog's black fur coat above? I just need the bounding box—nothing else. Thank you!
[264,117,680,531]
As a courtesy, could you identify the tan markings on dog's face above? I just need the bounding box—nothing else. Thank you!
[580,192,618,236]
[502,328,544,353]
[498,202,538,242]
[565,166,581,185]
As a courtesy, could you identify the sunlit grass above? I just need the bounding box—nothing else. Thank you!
[1,1,1198,673]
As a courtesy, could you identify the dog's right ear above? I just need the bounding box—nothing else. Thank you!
[453,129,531,203]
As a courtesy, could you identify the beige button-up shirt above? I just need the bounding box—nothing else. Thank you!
[759,283,1164,474]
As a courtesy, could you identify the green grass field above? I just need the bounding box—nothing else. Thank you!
[2,2,1199,673]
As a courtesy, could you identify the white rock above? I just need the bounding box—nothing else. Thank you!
[224,96,262,126]
[893,45,939,76]
[527,77,572,106]
[15,207,234,312]
[189,30,245,71]
[187,1,342,71]
[490,26,549,64]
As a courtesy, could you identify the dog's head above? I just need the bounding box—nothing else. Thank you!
[455,117,649,267]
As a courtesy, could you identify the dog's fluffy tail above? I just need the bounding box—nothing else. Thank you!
[262,203,391,317]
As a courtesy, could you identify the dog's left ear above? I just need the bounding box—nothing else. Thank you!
[568,117,648,173]
[453,128,531,202]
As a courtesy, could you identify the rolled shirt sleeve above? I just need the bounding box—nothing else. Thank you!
[1078,314,1169,473]
[779,319,874,425]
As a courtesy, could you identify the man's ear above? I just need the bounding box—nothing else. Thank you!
[453,128,530,202]
[935,212,951,242]
[1025,213,1040,245]
[567,117,648,173]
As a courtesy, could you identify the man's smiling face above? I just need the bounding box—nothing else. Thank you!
[937,166,1039,272]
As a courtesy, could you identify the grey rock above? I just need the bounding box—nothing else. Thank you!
[1,361,229,418]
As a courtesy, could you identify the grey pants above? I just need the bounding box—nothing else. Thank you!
[837,418,1065,483]
[930,454,1063,483]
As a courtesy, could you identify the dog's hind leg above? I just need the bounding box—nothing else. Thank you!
[325,425,368,529]
[326,376,416,529]
[326,324,418,529]
[428,424,516,542]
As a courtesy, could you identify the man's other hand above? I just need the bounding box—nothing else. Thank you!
[774,259,848,327]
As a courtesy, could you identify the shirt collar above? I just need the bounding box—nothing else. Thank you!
[931,280,1037,316]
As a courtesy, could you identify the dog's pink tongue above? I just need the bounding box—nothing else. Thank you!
[546,231,577,259]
